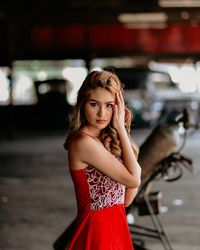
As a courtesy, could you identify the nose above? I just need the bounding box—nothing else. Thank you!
[98,105,106,117]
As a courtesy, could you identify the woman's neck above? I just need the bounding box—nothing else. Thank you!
[80,125,102,138]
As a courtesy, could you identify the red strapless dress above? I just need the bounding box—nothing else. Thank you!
[68,165,134,250]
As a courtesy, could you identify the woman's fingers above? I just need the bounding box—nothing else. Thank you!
[114,104,118,117]
[119,91,123,102]
[116,91,124,110]
[116,92,125,118]
[115,92,120,104]
[113,92,125,131]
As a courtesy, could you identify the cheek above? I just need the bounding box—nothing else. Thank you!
[84,107,90,121]
[84,105,96,120]
[108,108,113,119]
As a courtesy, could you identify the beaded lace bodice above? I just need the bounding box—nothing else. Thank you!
[84,166,125,210]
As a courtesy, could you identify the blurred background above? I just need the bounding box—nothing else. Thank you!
[0,0,200,249]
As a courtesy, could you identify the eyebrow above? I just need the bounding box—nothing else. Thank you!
[88,99,114,104]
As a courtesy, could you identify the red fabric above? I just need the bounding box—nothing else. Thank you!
[68,169,134,250]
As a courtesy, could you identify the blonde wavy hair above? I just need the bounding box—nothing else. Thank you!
[64,70,138,159]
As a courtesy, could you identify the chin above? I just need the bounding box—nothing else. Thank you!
[95,123,108,130]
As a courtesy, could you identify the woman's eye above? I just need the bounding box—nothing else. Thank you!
[107,104,113,108]
[90,102,98,107]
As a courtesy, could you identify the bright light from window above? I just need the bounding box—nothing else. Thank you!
[89,67,103,72]
[168,66,180,83]
[62,67,88,104]
[0,68,10,105]
[13,75,37,105]
[179,66,197,93]
[196,66,200,92]
[37,71,47,81]
[149,61,199,93]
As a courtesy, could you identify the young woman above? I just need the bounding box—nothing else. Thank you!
[64,70,141,250]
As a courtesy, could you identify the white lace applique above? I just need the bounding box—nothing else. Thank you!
[84,166,125,210]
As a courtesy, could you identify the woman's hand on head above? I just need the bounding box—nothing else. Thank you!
[112,91,126,133]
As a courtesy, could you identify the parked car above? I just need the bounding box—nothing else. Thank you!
[105,67,200,128]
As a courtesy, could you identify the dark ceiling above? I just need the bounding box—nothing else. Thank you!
[1,0,200,25]
[1,0,200,65]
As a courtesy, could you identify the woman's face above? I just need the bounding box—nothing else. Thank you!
[84,87,115,131]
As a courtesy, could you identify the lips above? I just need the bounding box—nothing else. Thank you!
[96,119,107,124]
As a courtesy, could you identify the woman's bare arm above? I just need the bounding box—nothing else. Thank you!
[124,188,138,207]
[68,135,140,188]
[112,91,141,187]
[117,126,141,188]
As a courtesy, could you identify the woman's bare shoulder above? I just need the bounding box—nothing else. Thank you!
[68,133,104,170]
[69,133,99,154]
[68,134,92,170]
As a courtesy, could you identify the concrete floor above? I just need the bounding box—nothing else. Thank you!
[0,128,200,250]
